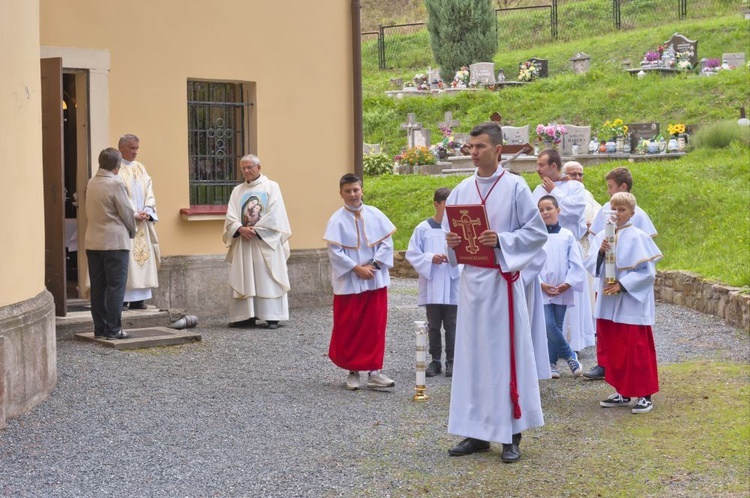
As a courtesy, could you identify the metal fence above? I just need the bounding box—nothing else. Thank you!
[363,0,741,70]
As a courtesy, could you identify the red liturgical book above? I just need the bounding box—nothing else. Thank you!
[445,204,496,267]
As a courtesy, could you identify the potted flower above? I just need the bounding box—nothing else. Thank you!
[518,61,539,82]
[641,51,662,67]
[674,50,694,71]
[599,119,629,153]
[400,146,436,174]
[413,73,429,91]
[701,58,722,75]
[667,123,687,152]
[535,123,566,149]
[452,67,470,88]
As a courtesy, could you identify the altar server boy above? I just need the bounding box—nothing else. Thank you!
[586,192,662,413]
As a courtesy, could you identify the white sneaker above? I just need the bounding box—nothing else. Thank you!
[550,364,561,379]
[346,371,360,391]
[367,371,395,388]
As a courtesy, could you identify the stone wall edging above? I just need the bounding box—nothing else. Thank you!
[391,251,750,333]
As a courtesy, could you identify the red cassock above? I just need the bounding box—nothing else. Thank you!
[328,288,388,371]
[597,318,659,397]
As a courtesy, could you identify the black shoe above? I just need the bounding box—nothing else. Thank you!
[228,318,257,328]
[425,360,442,377]
[448,437,490,456]
[266,321,279,330]
[128,301,146,310]
[105,331,130,340]
[445,360,453,377]
[94,333,107,339]
[583,365,605,380]
[501,443,521,463]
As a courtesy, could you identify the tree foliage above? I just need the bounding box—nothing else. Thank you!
[425,0,497,82]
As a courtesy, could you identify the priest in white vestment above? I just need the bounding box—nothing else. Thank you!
[444,123,547,463]
[223,154,291,329]
[532,150,595,353]
[118,134,160,310]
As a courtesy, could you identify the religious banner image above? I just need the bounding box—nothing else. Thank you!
[241,191,268,227]
[445,204,495,267]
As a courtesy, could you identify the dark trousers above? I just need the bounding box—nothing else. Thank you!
[425,304,457,362]
[87,249,129,337]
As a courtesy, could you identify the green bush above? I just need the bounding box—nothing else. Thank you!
[689,120,750,149]
[363,152,394,176]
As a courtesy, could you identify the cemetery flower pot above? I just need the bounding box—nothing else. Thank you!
[667,137,679,153]
[677,134,687,152]
[647,141,660,154]
[615,136,625,153]
[605,140,617,154]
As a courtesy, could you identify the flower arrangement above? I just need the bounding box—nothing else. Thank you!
[599,119,629,139]
[429,127,466,158]
[535,123,567,144]
[701,58,722,75]
[518,61,539,82]
[400,146,436,166]
[674,50,694,70]
[452,67,470,88]
[412,73,429,90]
[667,123,686,137]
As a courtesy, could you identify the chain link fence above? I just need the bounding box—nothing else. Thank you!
[363,0,743,70]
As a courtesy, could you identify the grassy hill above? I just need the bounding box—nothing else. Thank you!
[361,14,750,288]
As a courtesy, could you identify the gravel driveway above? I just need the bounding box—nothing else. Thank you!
[1,278,747,497]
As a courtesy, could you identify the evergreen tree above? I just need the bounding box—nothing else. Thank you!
[425,0,497,83]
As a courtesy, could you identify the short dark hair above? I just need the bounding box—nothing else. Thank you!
[339,173,362,189]
[539,149,562,170]
[469,122,504,146]
[606,167,633,192]
[98,148,122,171]
[434,187,451,202]
[538,194,559,208]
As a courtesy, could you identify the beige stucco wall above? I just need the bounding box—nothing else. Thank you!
[40,0,354,256]
[0,0,46,307]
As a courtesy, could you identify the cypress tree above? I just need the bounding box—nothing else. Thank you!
[425,0,497,83]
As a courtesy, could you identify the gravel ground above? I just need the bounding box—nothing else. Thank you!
[1,278,747,497]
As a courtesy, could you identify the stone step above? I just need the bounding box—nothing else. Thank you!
[56,302,173,340]
[73,327,202,350]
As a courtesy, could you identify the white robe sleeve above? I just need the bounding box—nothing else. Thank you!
[496,181,548,272]
[564,234,586,293]
[373,237,394,269]
[327,243,358,279]
[619,261,656,304]
[405,224,435,280]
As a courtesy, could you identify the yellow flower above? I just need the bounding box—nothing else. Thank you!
[613,119,623,126]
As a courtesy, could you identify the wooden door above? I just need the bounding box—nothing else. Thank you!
[41,57,66,316]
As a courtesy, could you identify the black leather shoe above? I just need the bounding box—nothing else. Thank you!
[425,360,442,377]
[128,301,147,310]
[228,318,257,328]
[106,331,130,340]
[448,437,490,456]
[583,365,605,380]
[445,360,453,377]
[94,333,107,339]
[501,443,521,463]
[266,321,279,330]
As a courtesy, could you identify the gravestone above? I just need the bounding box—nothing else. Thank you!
[663,33,698,67]
[469,62,496,85]
[390,78,403,89]
[363,143,381,155]
[626,122,660,151]
[723,52,746,68]
[428,68,443,89]
[438,111,460,131]
[525,57,548,78]
[570,52,591,74]
[560,125,591,156]
[400,113,423,149]
[502,125,530,145]
[413,129,431,148]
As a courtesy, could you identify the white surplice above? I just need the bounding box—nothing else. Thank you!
[539,227,585,306]
[118,159,160,302]
[444,170,547,443]
[521,249,552,380]
[223,175,292,322]
[533,179,594,351]
[590,202,658,239]
[405,218,459,306]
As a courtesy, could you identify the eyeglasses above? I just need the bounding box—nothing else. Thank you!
[567,172,584,178]
[241,165,259,172]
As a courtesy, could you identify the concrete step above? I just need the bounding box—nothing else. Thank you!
[56,302,173,340]
[73,327,202,350]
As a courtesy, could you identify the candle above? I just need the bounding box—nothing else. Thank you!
[604,210,617,284]
[414,320,429,401]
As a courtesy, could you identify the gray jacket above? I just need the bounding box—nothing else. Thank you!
[84,169,136,250]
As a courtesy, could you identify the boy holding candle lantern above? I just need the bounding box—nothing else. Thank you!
[405,187,460,378]
[585,192,662,413]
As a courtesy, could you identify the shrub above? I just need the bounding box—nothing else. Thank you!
[363,152,393,176]
[689,120,750,149]
[425,0,497,83]
[400,146,436,166]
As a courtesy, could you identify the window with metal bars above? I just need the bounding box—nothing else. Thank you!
[187,80,252,205]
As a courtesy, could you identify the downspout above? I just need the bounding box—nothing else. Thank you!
[351,0,364,178]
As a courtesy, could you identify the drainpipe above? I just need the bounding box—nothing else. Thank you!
[352,0,364,178]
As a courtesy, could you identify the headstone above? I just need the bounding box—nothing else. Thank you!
[363,143,381,155]
[625,122,660,151]
[428,68,443,90]
[400,113,423,149]
[560,125,591,156]
[570,52,591,74]
[390,78,403,89]
[438,111,460,131]
[723,52,746,69]
[453,133,470,144]
[526,57,548,78]
[502,125,530,145]
[663,33,698,67]
[469,62,496,85]
[413,129,431,148]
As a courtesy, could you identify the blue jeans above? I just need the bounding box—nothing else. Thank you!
[544,304,574,364]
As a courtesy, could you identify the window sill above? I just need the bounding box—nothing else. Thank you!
[180,206,227,221]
